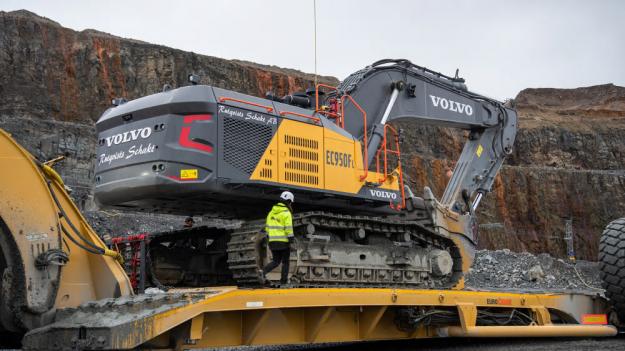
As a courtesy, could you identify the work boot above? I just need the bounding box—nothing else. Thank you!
[257,270,269,286]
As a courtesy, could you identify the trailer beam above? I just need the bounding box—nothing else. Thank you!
[442,325,617,338]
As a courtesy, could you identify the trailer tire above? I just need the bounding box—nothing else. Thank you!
[599,217,625,322]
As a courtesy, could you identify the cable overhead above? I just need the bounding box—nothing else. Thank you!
[313,0,318,87]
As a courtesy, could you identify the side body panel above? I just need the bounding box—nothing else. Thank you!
[250,119,400,197]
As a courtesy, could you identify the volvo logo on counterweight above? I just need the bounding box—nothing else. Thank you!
[104,127,152,147]
[429,95,473,116]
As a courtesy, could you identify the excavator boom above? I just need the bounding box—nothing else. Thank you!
[338,59,517,209]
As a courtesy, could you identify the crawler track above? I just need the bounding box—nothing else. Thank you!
[226,211,464,289]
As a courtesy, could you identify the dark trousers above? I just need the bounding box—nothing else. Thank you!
[262,244,290,283]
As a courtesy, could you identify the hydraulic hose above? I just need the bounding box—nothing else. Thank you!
[35,248,69,268]
[60,225,103,255]
[43,164,123,263]
[47,180,104,253]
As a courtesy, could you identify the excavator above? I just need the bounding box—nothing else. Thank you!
[0,60,621,349]
[93,59,517,289]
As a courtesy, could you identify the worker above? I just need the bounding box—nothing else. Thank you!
[262,191,295,285]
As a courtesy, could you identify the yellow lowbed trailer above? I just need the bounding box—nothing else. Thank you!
[23,287,616,350]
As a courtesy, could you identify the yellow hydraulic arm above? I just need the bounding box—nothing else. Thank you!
[0,129,132,334]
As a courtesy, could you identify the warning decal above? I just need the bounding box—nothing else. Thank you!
[180,169,198,180]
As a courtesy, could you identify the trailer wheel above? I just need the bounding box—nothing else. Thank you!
[599,218,625,322]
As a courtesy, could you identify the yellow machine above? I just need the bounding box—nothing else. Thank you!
[0,129,132,342]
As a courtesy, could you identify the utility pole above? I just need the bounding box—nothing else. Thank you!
[564,218,575,262]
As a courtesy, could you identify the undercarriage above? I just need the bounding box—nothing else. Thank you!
[138,211,463,290]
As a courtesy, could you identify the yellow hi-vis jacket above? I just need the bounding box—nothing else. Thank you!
[265,203,294,243]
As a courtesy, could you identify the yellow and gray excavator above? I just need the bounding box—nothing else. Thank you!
[93,59,517,289]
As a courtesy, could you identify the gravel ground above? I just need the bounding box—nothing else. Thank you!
[465,249,602,291]
[84,210,189,237]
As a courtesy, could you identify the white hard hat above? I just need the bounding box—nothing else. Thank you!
[280,191,295,203]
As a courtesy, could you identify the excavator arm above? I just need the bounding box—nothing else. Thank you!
[336,59,517,212]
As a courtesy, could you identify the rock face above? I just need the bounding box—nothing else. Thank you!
[0,10,337,123]
[1,10,624,260]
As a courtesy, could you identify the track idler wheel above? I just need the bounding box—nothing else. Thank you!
[429,249,453,277]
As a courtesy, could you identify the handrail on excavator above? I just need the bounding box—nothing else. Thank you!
[279,110,321,123]
[218,97,274,113]
[378,124,400,182]
[375,124,406,210]
[340,94,368,182]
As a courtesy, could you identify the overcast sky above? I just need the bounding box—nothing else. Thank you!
[2,0,624,99]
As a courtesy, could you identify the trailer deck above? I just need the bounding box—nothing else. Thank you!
[22,287,617,350]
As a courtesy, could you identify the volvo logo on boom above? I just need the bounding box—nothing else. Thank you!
[104,127,152,147]
[429,95,473,116]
